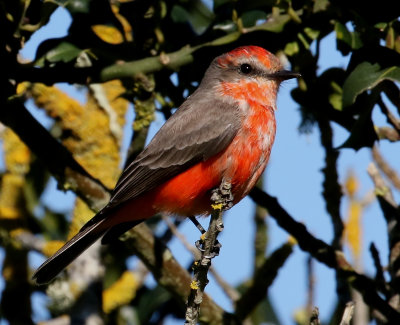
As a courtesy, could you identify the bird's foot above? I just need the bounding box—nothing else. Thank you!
[195,237,222,258]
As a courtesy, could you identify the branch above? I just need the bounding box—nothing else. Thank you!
[235,241,293,321]
[122,223,236,325]
[367,163,400,310]
[309,306,320,325]
[249,187,400,323]
[340,301,355,325]
[14,28,257,86]
[0,97,231,324]
[377,96,400,134]
[376,126,400,142]
[185,182,232,325]
[0,98,110,211]
[163,215,240,303]
[372,145,400,190]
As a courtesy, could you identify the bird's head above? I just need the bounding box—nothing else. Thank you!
[202,46,300,109]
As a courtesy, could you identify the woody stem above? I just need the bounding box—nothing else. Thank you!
[184,182,231,325]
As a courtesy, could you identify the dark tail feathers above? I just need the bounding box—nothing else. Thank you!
[33,217,108,285]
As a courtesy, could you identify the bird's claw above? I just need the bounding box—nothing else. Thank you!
[195,239,205,252]
[195,238,222,258]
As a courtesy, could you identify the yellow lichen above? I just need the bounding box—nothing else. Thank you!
[103,271,138,314]
[190,280,199,290]
[343,171,363,262]
[211,203,223,210]
[2,129,30,175]
[0,129,30,221]
[345,201,362,260]
[28,81,130,291]
[345,171,358,198]
[0,128,30,289]
[287,235,298,246]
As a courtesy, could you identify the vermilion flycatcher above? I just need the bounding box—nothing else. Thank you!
[33,45,300,284]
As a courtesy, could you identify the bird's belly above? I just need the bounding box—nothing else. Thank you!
[152,106,276,217]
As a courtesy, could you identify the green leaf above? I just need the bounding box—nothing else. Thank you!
[304,27,320,40]
[171,0,214,35]
[44,42,82,63]
[313,0,329,12]
[329,81,343,111]
[342,62,400,107]
[284,41,300,56]
[335,22,362,50]
[240,10,267,28]
[248,8,292,33]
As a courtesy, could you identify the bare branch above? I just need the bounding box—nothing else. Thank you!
[376,126,400,142]
[309,306,320,325]
[122,222,234,324]
[377,96,400,134]
[163,215,240,303]
[249,187,400,323]
[235,241,293,321]
[185,182,232,325]
[0,99,110,211]
[372,145,400,190]
[339,301,355,325]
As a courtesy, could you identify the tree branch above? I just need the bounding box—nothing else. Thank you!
[372,145,400,190]
[0,97,231,324]
[0,98,110,211]
[249,187,400,322]
[235,241,293,321]
[185,182,232,325]
[122,223,236,325]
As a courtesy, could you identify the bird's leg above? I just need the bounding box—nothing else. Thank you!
[189,216,207,252]
[191,182,232,255]
[189,216,206,234]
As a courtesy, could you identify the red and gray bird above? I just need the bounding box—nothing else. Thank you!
[33,45,300,284]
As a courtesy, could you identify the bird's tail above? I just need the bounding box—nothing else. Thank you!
[33,216,109,285]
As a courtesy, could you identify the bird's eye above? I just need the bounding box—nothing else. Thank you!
[240,63,253,74]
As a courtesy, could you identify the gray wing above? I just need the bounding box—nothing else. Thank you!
[105,95,242,210]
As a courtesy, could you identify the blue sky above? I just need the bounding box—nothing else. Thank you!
[1,6,400,325]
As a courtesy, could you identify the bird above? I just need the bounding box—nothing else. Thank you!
[33,45,300,284]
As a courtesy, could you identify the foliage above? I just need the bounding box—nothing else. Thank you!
[1,0,400,324]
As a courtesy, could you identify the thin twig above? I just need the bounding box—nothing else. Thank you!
[209,268,240,303]
[367,162,400,312]
[249,187,400,323]
[185,182,232,325]
[309,306,320,325]
[376,126,400,142]
[162,215,240,303]
[367,163,397,210]
[162,215,200,259]
[235,241,293,321]
[377,97,400,134]
[369,243,390,299]
[306,257,315,318]
[339,301,355,325]
[123,223,230,324]
[372,145,400,190]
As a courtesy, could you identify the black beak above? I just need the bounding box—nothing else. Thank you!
[270,70,301,80]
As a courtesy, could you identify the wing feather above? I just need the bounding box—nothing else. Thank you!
[106,95,241,210]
